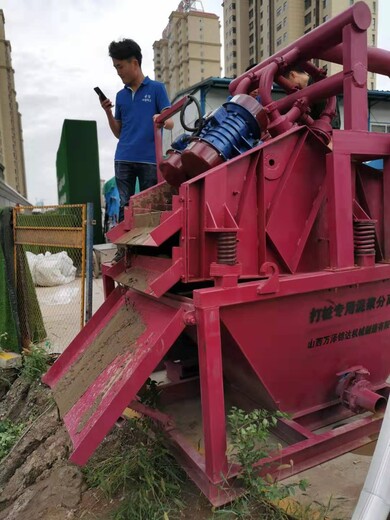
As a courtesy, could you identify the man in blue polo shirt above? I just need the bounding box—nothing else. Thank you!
[99,39,173,231]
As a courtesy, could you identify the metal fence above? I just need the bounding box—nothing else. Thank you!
[13,204,88,353]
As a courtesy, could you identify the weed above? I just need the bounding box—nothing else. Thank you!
[20,343,49,383]
[0,332,8,352]
[0,419,25,460]
[213,407,309,519]
[282,495,346,520]
[83,416,185,520]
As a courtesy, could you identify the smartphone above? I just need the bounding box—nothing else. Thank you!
[94,86,107,101]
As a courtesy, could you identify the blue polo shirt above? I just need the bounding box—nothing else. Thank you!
[114,76,170,164]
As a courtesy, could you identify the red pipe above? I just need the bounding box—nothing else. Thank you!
[274,71,344,114]
[258,62,279,120]
[319,45,390,78]
[229,1,371,96]
[347,383,387,414]
[337,368,388,414]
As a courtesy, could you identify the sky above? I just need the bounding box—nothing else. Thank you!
[2,0,390,205]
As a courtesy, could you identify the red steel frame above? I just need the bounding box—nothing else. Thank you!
[44,2,390,506]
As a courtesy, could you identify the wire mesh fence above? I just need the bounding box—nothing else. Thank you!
[13,204,86,353]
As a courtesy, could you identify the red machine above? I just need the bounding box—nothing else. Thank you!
[43,1,390,505]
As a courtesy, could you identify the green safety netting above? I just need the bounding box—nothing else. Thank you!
[0,208,46,352]
[0,208,20,352]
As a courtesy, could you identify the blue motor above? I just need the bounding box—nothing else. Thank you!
[170,133,192,152]
[160,94,268,186]
[198,96,263,158]
[180,94,267,176]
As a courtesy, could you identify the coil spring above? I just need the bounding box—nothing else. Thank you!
[353,220,376,256]
[217,232,237,265]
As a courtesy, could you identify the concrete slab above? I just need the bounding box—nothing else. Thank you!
[283,444,376,518]
[0,352,22,369]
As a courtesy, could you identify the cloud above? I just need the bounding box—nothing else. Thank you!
[3,0,199,204]
[2,0,389,206]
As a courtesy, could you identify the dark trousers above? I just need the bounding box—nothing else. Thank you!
[114,161,157,222]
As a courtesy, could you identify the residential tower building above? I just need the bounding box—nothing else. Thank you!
[153,0,222,98]
[0,10,27,197]
[223,0,377,89]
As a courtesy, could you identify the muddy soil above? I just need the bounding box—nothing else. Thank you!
[0,373,214,520]
[0,376,83,520]
[52,302,145,418]
[0,371,378,520]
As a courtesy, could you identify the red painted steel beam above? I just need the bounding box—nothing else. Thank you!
[196,306,228,481]
[229,1,371,95]
[193,264,390,309]
[342,23,368,131]
[327,152,355,269]
[319,45,390,78]
[384,157,390,261]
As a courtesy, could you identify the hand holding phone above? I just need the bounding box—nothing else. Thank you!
[94,86,107,100]
[94,87,113,108]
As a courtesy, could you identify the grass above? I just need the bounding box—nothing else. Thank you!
[280,496,346,520]
[83,416,186,520]
[20,343,49,382]
[211,407,308,520]
[82,405,346,520]
[0,419,25,460]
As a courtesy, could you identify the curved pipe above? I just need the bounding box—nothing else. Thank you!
[274,71,344,114]
[234,75,252,95]
[275,74,296,93]
[233,48,300,98]
[319,45,390,78]
[258,62,279,118]
[285,104,305,124]
[304,95,336,130]
[229,1,371,95]
[321,95,337,121]
[275,60,328,95]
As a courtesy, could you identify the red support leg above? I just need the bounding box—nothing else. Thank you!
[102,263,115,299]
[196,306,228,482]
[326,151,355,269]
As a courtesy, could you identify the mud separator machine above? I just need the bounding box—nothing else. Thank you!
[44,1,390,505]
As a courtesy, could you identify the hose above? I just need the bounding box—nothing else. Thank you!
[179,95,203,133]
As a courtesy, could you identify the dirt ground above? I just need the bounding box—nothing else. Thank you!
[0,369,380,520]
[3,276,384,519]
[0,375,214,520]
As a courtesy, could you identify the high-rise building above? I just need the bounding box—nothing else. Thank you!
[153,1,222,99]
[223,0,377,89]
[0,10,27,197]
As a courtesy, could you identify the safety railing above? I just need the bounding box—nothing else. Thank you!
[13,204,88,353]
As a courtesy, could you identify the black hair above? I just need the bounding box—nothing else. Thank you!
[282,64,306,77]
[108,39,142,66]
